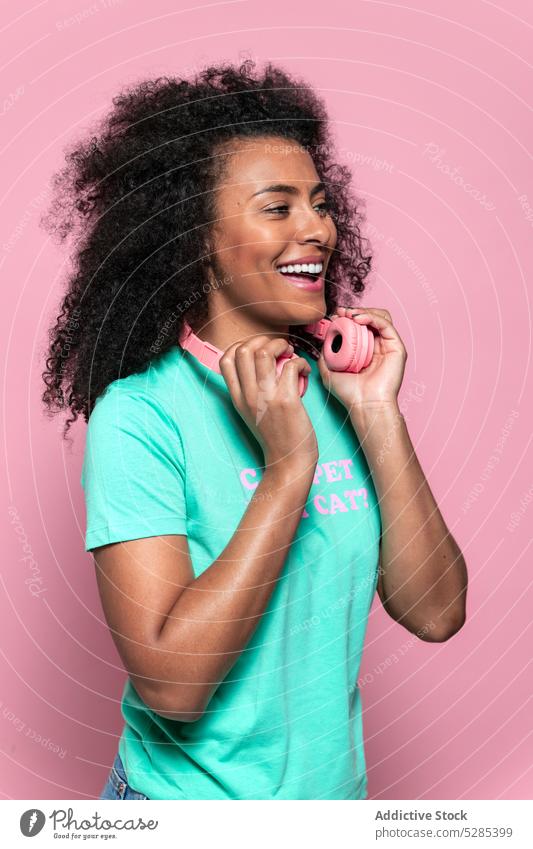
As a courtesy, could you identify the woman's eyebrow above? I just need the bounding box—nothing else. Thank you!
[249,181,325,199]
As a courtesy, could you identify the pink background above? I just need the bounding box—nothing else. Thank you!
[1,0,532,801]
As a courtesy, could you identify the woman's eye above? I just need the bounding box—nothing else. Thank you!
[265,202,331,216]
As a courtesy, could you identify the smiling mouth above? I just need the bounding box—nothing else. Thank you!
[275,261,324,283]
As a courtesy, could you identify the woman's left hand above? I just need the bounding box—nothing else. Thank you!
[316,306,407,410]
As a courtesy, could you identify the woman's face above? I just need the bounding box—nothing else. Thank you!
[206,135,338,330]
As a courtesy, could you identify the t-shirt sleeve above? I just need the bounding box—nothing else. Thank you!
[81,387,188,552]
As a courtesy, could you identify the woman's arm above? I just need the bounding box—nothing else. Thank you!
[94,335,318,722]
[317,306,468,642]
[94,460,315,722]
[351,401,468,641]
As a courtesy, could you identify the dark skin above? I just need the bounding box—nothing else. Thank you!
[93,134,467,722]
[189,134,466,639]
[191,135,337,349]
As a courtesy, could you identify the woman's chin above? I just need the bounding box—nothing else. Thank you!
[287,300,327,327]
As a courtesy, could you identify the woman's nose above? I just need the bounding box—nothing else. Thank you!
[292,205,334,245]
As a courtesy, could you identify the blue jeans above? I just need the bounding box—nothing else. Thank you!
[99,750,150,800]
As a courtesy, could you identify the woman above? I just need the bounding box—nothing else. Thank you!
[42,60,468,800]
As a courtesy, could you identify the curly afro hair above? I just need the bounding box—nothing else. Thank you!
[41,59,372,439]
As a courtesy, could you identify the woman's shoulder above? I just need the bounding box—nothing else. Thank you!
[89,346,184,422]
[82,370,186,488]
[87,374,181,448]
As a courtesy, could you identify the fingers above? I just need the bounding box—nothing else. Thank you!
[351,311,399,342]
[336,305,392,321]
[218,354,244,408]
[219,335,294,407]
[276,355,311,397]
[333,305,397,340]
[236,337,293,405]
[254,341,292,396]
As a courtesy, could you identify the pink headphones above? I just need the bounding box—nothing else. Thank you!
[178,314,374,398]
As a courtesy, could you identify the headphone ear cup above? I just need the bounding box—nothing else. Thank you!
[352,321,370,371]
[323,316,372,373]
[362,325,374,368]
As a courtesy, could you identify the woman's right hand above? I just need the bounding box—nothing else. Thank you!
[219,335,319,474]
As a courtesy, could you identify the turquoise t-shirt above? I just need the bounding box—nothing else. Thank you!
[81,341,382,800]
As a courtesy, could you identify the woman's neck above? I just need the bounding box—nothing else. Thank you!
[187,313,291,354]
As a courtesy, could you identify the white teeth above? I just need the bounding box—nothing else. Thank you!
[278,262,323,274]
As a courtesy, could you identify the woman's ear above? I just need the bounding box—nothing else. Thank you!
[201,226,221,286]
